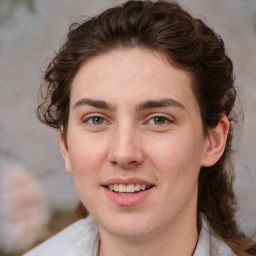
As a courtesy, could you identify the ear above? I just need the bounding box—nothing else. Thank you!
[201,115,230,167]
[59,128,73,174]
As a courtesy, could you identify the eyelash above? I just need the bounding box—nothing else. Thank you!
[146,115,173,126]
[83,115,108,125]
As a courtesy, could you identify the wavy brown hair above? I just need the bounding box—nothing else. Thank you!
[37,1,256,255]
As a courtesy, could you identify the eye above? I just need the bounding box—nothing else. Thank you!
[148,116,170,125]
[86,116,106,125]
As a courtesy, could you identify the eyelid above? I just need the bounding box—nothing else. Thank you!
[82,113,110,124]
[145,113,174,123]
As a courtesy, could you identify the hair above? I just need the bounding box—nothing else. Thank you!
[37,1,256,255]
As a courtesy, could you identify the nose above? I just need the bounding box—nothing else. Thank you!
[108,125,144,169]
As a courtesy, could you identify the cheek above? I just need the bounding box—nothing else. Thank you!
[66,139,106,196]
[68,139,101,207]
[68,133,108,170]
[149,134,202,184]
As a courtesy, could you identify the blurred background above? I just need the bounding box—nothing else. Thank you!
[0,0,255,255]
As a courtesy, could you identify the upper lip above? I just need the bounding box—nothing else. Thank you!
[101,177,154,186]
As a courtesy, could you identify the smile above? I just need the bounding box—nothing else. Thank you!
[103,182,154,206]
[107,184,153,194]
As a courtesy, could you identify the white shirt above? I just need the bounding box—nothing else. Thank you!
[23,215,236,256]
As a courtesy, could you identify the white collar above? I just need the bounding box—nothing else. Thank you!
[24,214,235,256]
[193,216,235,256]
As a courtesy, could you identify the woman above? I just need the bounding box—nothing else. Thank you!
[24,1,256,255]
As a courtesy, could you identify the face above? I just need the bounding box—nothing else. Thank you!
[61,48,212,241]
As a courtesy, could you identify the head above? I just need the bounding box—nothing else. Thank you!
[37,1,256,254]
[39,1,236,137]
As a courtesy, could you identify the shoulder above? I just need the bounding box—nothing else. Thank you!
[194,216,236,256]
[22,215,98,256]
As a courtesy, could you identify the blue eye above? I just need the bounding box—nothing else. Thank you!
[87,116,106,125]
[149,116,169,125]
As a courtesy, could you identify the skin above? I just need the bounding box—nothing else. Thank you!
[60,48,229,256]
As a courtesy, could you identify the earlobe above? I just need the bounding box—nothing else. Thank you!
[59,128,73,174]
[201,115,230,167]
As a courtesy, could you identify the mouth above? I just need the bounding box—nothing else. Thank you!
[105,184,154,195]
[102,178,155,205]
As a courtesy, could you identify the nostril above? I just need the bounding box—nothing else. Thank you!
[110,159,139,167]
[128,161,138,165]
[110,160,118,166]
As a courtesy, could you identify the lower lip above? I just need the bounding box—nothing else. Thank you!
[103,186,154,206]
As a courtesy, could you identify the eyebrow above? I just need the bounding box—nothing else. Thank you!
[73,98,115,110]
[137,98,185,111]
[73,97,185,111]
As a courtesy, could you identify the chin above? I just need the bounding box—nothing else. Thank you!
[99,211,157,240]
[107,224,154,240]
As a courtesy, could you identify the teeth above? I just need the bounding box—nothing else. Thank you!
[113,184,119,192]
[107,184,151,193]
[135,184,141,191]
[126,184,134,192]
[119,184,126,193]
[141,184,146,191]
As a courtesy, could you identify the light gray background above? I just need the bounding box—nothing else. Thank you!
[0,0,255,233]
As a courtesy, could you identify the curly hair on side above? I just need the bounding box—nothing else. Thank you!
[37,1,256,255]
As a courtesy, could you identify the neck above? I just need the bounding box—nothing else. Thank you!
[98,212,198,256]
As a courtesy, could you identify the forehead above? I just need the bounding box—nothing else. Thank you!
[70,48,198,110]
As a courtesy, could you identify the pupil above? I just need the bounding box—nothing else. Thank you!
[154,117,165,125]
[93,117,103,124]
